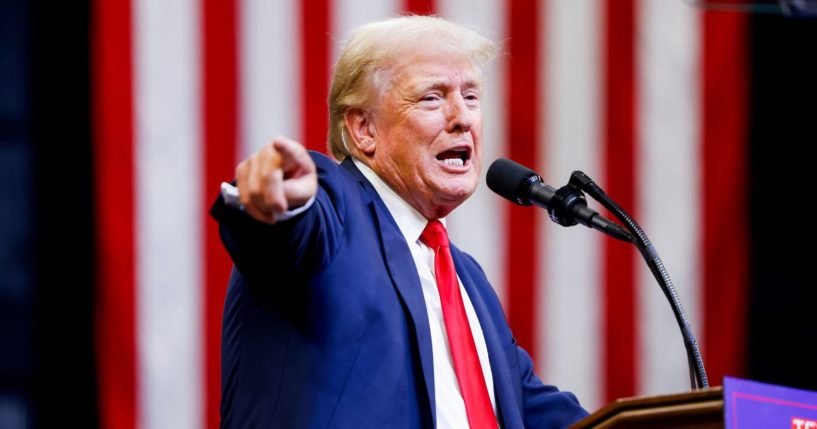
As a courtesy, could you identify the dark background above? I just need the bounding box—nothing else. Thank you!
[1,1,96,427]
[747,12,817,389]
[1,1,815,427]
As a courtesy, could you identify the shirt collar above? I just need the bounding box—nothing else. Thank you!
[352,158,445,245]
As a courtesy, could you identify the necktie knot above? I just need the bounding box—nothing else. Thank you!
[420,219,449,249]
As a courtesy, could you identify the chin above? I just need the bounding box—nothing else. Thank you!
[437,181,477,206]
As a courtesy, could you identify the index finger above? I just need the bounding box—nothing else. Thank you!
[271,136,313,174]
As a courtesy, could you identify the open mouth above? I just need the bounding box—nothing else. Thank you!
[435,147,471,168]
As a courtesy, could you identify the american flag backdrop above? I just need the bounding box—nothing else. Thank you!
[92,0,747,427]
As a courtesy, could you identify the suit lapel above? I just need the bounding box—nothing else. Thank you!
[341,159,437,426]
[451,247,524,429]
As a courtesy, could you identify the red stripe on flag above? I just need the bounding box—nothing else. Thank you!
[602,0,638,402]
[300,0,330,153]
[92,0,137,427]
[202,0,239,426]
[701,6,748,385]
[504,0,541,362]
[403,0,435,16]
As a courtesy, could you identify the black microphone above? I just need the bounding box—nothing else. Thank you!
[486,158,633,243]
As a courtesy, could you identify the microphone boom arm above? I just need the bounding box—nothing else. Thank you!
[568,170,710,390]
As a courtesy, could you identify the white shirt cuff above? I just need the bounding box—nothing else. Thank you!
[220,181,315,222]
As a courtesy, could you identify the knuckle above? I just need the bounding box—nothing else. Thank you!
[247,179,264,200]
[235,160,248,177]
[260,170,278,188]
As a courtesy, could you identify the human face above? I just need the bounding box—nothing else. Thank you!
[367,50,483,219]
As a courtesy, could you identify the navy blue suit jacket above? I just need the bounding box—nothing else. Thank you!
[211,153,588,428]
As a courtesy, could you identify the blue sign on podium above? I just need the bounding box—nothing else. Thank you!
[725,377,817,429]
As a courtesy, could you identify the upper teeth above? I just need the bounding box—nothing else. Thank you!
[443,158,464,166]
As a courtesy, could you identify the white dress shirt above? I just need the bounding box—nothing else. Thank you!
[353,159,498,428]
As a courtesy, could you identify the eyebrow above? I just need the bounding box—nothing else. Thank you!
[413,78,481,94]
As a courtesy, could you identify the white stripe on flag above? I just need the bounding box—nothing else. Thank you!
[134,0,202,427]
[240,0,302,157]
[332,0,400,61]
[539,0,603,411]
[441,0,509,306]
[637,0,701,396]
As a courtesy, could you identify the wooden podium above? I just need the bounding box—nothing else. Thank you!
[569,387,724,429]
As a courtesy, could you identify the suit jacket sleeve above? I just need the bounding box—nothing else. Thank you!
[515,346,589,428]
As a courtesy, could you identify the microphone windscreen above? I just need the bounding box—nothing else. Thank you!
[486,158,538,205]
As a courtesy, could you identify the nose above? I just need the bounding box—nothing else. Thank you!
[445,93,475,134]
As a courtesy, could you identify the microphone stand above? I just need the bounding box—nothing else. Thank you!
[564,170,709,390]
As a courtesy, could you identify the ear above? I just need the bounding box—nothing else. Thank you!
[343,108,376,156]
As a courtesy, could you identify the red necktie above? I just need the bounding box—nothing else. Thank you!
[420,220,498,429]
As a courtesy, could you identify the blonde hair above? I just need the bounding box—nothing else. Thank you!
[327,15,500,160]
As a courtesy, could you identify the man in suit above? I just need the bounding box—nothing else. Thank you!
[212,16,588,428]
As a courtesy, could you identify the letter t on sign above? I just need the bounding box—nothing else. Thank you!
[792,417,817,429]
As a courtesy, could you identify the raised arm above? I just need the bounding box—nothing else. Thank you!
[211,138,348,285]
[234,136,317,224]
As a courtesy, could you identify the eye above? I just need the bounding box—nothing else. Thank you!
[418,92,444,109]
[463,91,480,105]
